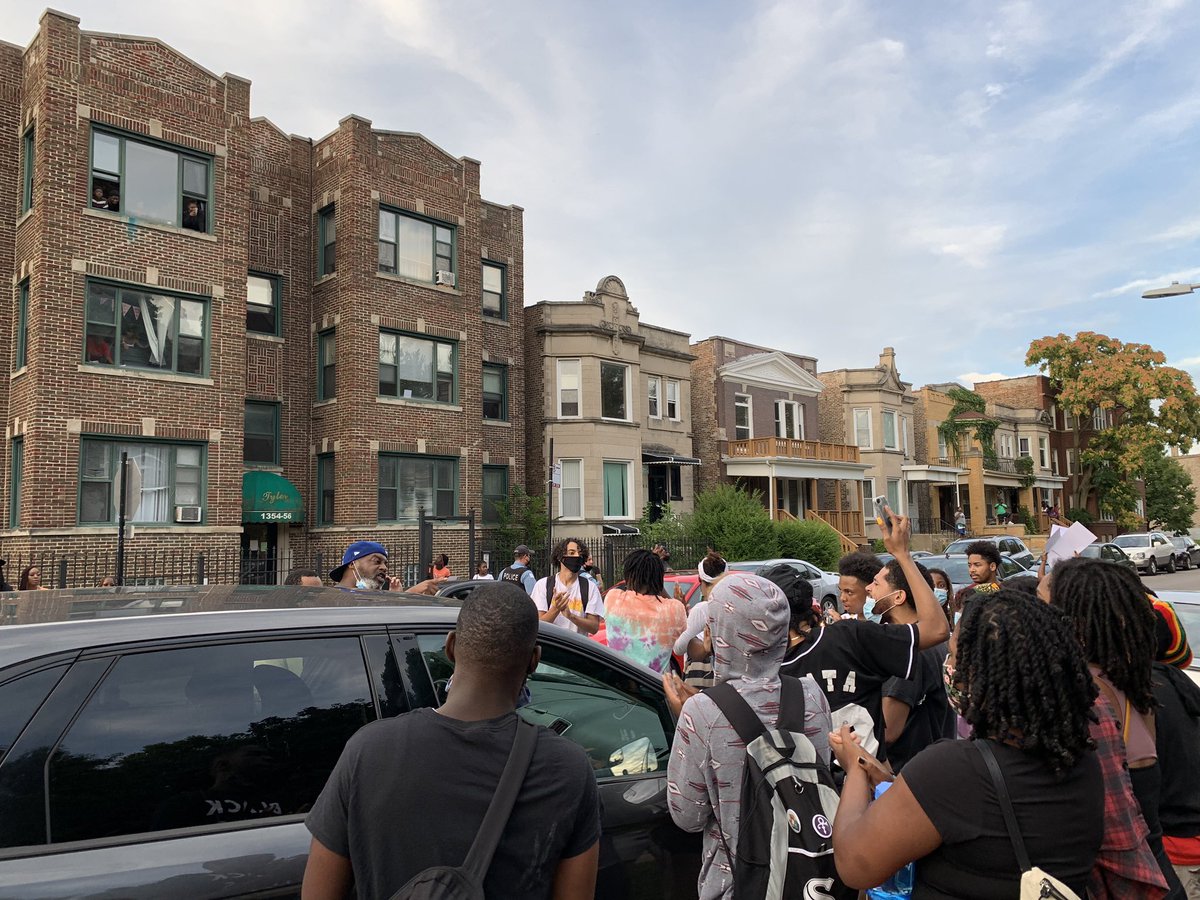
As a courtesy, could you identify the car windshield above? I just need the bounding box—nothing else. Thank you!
[1171,537,1190,548]
[1113,535,1149,548]
[943,540,978,555]
[1173,603,1200,657]
[1080,545,1102,558]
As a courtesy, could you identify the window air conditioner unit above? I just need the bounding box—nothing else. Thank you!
[175,505,202,523]
[435,270,456,287]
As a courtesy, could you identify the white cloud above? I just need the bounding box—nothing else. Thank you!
[1092,267,1200,300]
[959,372,1022,386]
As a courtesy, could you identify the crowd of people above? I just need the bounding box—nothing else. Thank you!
[292,513,1199,898]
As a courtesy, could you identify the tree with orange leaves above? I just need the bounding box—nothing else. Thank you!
[1025,332,1200,523]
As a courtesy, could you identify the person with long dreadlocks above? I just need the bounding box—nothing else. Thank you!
[829,590,1103,897]
[603,548,687,674]
[1051,557,1184,899]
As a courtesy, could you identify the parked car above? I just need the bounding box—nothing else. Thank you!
[942,536,1037,570]
[1078,542,1138,572]
[1153,591,1200,688]
[0,584,699,898]
[935,553,1032,597]
[725,558,841,613]
[1170,535,1200,571]
[1112,532,1177,575]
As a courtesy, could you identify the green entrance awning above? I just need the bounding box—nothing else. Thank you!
[242,471,305,524]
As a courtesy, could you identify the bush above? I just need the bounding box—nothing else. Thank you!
[687,484,777,561]
[774,518,842,570]
[636,502,688,548]
[1067,507,1094,525]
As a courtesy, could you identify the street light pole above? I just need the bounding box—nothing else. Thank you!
[1141,281,1200,299]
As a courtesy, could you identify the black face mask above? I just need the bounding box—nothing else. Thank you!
[561,556,584,574]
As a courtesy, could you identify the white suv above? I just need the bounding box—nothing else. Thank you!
[1112,532,1176,575]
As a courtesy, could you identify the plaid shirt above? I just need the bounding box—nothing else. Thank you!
[1087,692,1168,899]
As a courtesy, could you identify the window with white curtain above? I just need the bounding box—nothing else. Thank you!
[78,440,204,525]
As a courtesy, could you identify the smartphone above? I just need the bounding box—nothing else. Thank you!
[873,495,892,529]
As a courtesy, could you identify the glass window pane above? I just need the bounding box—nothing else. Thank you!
[87,283,117,323]
[177,446,201,467]
[604,462,628,517]
[82,442,111,479]
[182,158,207,196]
[436,343,453,375]
[80,482,110,523]
[93,131,120,174]
[247,276,274,309]
[120,293,175,370]
[482,265,502,294]
[483,368,503,394]
[600,363,627,419]
[395,337,433,399]
[124,141,179,227]
[378,241,396,273]
[378,211,396,242]
[398,217,433,281]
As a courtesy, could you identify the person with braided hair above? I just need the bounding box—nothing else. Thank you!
[829,590,1103,896]
[1051,557,1186,899]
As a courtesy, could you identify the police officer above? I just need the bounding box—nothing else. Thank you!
[498,545,537,596]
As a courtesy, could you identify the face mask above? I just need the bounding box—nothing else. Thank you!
[934,588,948,603]
[942,655,966,714]
[954,610,963,625]
[863,589,900,624]
[352,563,373,591]
[561,556,584,574]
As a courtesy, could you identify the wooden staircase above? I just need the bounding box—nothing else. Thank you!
[806,510,861,555]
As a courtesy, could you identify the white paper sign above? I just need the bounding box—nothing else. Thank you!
[1045,521,1097,565]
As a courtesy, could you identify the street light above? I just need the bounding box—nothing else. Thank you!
[1142,281,1199,299]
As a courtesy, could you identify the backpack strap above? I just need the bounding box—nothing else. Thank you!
[975,739,1032,873]
[777,675,808,734]
[460,717,538,881]
[706,676,808,745]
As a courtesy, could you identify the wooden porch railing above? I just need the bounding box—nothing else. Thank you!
[727,437,861,463]
[807,510,862,554]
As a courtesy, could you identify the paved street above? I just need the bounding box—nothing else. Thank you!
[1145,565,1200,592]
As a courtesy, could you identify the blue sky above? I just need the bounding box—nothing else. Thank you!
[6,0,1200,389]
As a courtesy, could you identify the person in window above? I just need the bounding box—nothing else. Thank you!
[105,191,120,212]
[92,184,110,209]
[120,328,151,368]
[182,199,204,231]
[85,333,114,364]
[603,549,688,675]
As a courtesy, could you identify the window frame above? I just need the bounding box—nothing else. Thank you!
[882,410,898,451]
[647,375,661,420]
[317,330,336,401]
[734,393,752,441]
[853,408,873,449]
[600,361,631,422]
[482,362,508,422]
[377,206,456,284]
[886,478,902,514]
[602,459,633,519]
[481,261,506,320]
[246,272,280,336]
[559,458,583,520]
[936,423,948,460]
[21,126,34,213]
[82,279,211,377]
[378,330,457,404]
[15,280,29,371]
[77,438,207,526]
[1066,448,1075,476]
[774,400,803,440]
[1018,437,1031,458]
[244,401,281,466]
[666,379,680,421]
[862,478,876,514]
[9,437,22,529]
[377,453,460,523]
[482,464,509,525]
[317,205,336,277]
[88,125,212,232]
[557,359,581,419]
[317,453,334,526]
[1038,437,1049,469]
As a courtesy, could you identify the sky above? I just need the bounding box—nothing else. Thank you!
[6,0,1200,390]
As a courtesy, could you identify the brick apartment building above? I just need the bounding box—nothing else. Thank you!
[1,11,523,584]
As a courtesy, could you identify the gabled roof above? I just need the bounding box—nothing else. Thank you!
[719,351,825,395]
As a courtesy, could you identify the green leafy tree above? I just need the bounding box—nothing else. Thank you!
[491,484,548,556]
[636,502,688,548]
[1026,332,1200,520]
[773,518,842,570]
[687,484,777,561]
[1143,451,1197,535]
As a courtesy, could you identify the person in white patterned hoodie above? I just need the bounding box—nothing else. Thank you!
[663,572,832,900]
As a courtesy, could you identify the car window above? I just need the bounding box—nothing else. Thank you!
[46,636,375,844]
[1113,535,1146,548]
[416,635,672,780]
[999,559,1024,578]
[0,665,68,762]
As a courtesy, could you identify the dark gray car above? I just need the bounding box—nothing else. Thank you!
[0,584,698,899]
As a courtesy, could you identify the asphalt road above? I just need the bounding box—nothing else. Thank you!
[1145,564,1200,592]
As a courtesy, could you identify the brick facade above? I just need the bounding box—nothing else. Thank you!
[1,12,523,584]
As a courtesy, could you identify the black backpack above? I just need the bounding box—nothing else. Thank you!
[707,677,853,900]
[388,718,537,899]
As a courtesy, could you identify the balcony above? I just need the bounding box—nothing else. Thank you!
[727,438,861,463]
[984,457,1019,475]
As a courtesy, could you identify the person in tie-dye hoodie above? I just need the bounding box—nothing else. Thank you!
[663,572,831,900]
[604,549,688,674]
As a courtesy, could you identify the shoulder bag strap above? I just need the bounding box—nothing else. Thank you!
[461,717,539,881]
[777,675,808,733]
[975,739,1031,873]
[705,681,768,746]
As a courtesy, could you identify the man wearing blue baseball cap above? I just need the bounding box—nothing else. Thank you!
[330,541,400,592]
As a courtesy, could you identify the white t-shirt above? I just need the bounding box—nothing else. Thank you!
[472,574,495,581]
[530,574,604,634]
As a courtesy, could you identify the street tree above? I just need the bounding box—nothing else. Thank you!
[1143,451,1197,535]
[1025,332,1200,521]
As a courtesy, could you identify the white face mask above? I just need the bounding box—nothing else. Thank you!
[934,587,948,603]
[353,563,372,591]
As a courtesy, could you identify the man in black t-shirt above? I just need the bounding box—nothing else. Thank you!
[778,508,950,761]
[302,583,600,899]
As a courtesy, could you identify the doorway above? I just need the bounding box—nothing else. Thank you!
[647,468,668,522]
[241,523,278,584]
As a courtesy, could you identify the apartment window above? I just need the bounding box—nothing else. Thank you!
[734,394,752,440]
[79,440,204,525]
[557,359,581,417]
[244,402,280,465]
[9,438,22,529]
[1038,437,1049,469]
[647,376,661,419]
[1092,407,1106,431]
[666,380,680,420]
[775,400,803,440]
[601,362,630,420]
[90,127,210,231]
[379,332,455,403]
[886,478,902,514]
[317,206,336,276]
[560,459,583,518]
[246,273,279,335]
[83,281,207,376]
[603,461,632,518]
[15,280,28,371]
[482,262,505,319]
[1066,449,1075,476]
[854,409,872,449]
[378,208,454,283]
[901,417,909,456]
[482,465,509,525]
[882,410,898,450]
[862,478,875,512]
[669,465,684,501]
[483,363,508,421]
[1002,435,1015,458]
[378,454,458,520]
[1052,449,1060,476]
[318,331,336,400]
[317,454,334,525]
[937,425,948,461]
[1018,437,1031,458]
[21,126,33,213]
